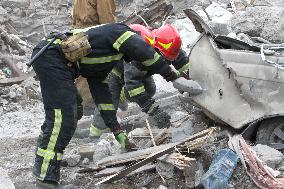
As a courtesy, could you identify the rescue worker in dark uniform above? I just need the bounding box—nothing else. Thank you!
[31,23,183,188]
[109,24,190,128]
[89,24,189,135]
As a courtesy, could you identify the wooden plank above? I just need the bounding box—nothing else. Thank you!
[144,128,169,148]
[0,75,29,86]
[96,143,174,167]
[96,128,215,185]
[122,0,173,26]
[92,164,156,178]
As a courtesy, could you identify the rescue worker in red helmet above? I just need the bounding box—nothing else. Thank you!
[88,24,190,137]
[106,24,190,129]
[31,23,182,188]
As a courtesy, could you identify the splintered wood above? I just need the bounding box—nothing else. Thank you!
[95,128,216,185]
[122,0,173,26]
[158,153,195,170]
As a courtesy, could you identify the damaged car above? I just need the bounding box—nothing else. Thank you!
[177,9,284,151]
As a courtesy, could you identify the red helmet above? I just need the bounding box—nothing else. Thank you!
[152,24,182,61]
[128,24,155,46]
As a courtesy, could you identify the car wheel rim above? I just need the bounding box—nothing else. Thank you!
[269,124,284,151]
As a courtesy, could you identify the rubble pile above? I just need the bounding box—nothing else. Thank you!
[230,6,284,43]
[0,27,32,78]
[0,0,283,188]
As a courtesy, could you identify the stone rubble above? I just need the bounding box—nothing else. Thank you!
[0,0,283,188]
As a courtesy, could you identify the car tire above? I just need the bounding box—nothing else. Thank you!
[256,117,284,152]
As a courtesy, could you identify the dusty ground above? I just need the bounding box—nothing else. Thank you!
[0,0,284,188]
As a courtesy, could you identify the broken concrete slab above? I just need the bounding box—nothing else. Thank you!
[183,159,204,188]
[156,160,175,179]
[79,143,97,161]
[253,144,284,169]
[170,121,194,143]
[230,6,284,43]
[0,168,15,189]
[93,144,111,164]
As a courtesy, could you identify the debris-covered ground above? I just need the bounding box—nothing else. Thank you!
[0,0,284,188]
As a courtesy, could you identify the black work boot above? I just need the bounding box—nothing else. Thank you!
[36,180,75,189]
[148,107,172,129]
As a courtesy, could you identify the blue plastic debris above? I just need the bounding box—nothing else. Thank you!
[201,148,238,189]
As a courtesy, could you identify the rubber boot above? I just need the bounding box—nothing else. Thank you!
[36,180,75,189]
[89,124,111,137]
[148,107,172,129]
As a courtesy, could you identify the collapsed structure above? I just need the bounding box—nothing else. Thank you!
[0,0,284,188]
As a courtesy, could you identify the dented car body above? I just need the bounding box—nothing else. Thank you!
[179,9,284,149]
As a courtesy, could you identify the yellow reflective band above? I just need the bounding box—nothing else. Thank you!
[80,54,123,64]
[102,78,108,84]
[147,103,159,114]
[113,31,135,51]
[128,86,145,97]
[98,104,115,111]
[111,68,122,79]
[178,62,190,73]
[36,149,63,161]
[37,148,55,159]
[120,87,127,101]
[47,38,62,44]
[39,109,62,180]
[145,36,155,45]
[158,41,173,50]
[57,153,63,160]
[71,24,105,35]
[89,124,111,137]
[142,52,160,66]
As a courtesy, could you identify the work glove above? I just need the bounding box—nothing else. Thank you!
[162,70,179,82]
[172,77,203,95]
[113,129,136,150]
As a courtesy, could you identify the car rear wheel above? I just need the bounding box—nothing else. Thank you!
[256,118,284,152]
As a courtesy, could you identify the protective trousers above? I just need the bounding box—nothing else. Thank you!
[87,77,120,132]
[123,63,156,113]
[32,45,78,182]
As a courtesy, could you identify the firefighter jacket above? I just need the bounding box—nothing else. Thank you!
[72,0,116,28]
[71,23,177,81]
[108,49,189,112]
[33,23,177,132]
[111,49,189,81]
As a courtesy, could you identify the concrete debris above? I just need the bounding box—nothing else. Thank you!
[1,0,284,188]
[81,158,90,165]
[184,159,204,188]
[63,154,81,167]
[157,153,200,186]
[95,128,215,185]
[156,160,175,179]
[93,144,113,164]
[0,168,15,189]
[78,143,97,161]
[158,185,167,189]
[230,6,284,43]
[170,121,193,143]
[253,144,284,170]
